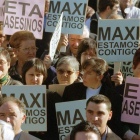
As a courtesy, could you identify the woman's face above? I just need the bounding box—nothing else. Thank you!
[133,63,140,78]
[81,49,96,65]
[0,55,10,79]
[25,66,44,85]
[82,66,102,88]
[57,64,79,84]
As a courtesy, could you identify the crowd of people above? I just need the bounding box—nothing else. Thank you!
[0,0,139,140]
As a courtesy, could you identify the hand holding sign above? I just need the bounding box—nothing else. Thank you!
[43,55,52,69]
[111,72,123,86]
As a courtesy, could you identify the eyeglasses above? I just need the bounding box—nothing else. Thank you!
[57,69,75,75]
[19,47,38,53]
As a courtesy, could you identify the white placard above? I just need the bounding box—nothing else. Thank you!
[3,0,45,39]
[55,100,86,140]
[1,85,47,131]
[49,12,63,60]
[46,0,87,35]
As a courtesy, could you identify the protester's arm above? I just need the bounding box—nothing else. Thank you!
[111,72,123,86]
[122,122,139,140]
[57,34,68,51]
[43,55,52,69]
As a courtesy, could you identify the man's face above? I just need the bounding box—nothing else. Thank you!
[69,33,87,57]
[15,40,36,63]
[75,132,100,140]
[0,101,26,136]
[110,4,120,14]
[86,102,112,134]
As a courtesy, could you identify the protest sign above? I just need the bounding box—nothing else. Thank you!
[1,85,47,131]
[0,0,5,21]
[121,77,140,124]
[49,84,68,96]
[121,62,133,80]
[49,12,63,60]
[3,0,45,39]
[46,0,87,35]
[56,100,86,140]
[97,19,140,62]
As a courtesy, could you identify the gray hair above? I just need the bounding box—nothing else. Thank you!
[57,56,79,71]
[0,120,15,140]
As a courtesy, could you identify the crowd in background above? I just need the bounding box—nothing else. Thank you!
[0,0,140,140]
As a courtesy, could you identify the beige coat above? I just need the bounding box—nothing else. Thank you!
[19,131,40,140]
[106,127,122,140]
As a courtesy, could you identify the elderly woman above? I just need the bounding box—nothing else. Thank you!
[52,56,79,84]
[22,58,61,140]
[63,57,123,137]
[0,49,22,92]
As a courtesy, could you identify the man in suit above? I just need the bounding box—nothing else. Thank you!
[0,96,40,140]
[86,95,121,140]
[90,0,119,35]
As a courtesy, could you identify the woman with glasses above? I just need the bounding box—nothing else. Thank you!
[22,58,61,140]
[52,56,79,84]
[0,49,22,94]
[9,31,38,82]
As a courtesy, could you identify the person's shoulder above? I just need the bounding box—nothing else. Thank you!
[65,82,84,89]
[107,127,122,140]
[20,131,41,140]
[7,77,23,85]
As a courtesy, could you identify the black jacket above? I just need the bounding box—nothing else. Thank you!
[63,82,123,138]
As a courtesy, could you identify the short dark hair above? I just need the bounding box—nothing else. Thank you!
[86,95,111,111]
[82,57,108,76]
[77,38,97,64]
[98,0,119,12]
[0,48,11,63]
[70,121,101,140]
[9,31,35,49]
[133,48,140,69]
[22,58,47,84]
[0,96,26,114]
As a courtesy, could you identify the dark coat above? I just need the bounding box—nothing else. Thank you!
[63,82,123,138]
[90,12,98,35]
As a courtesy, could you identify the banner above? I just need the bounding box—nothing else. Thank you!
[55,100,86,140]
[3,0,45,39]
[46,0,87,35]
[121,62,133,80]
[97,19,140,62]
[0,0,5,21]
[121,77,140,124]
[49,12,63,60]
[1,85,47,131]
